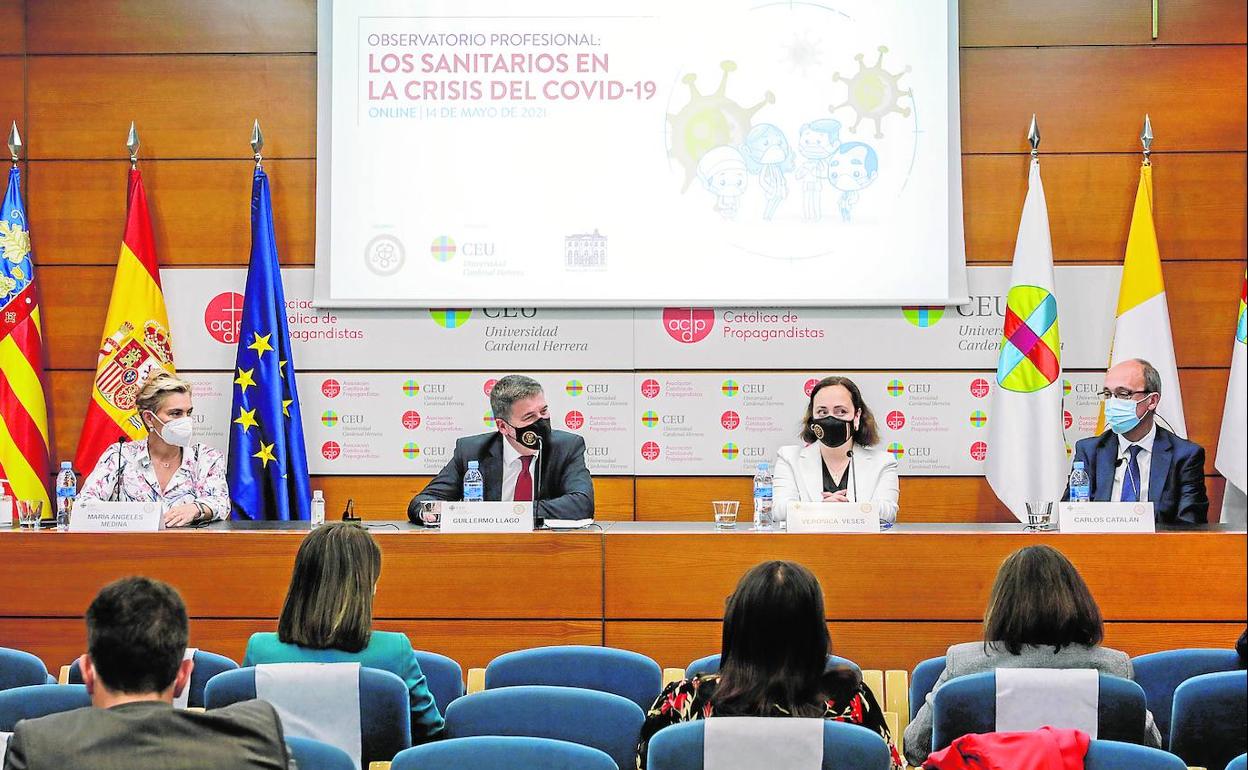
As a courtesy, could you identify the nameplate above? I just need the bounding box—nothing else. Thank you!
[787,501,881,533]
[440,501,534,533]
[69,500,163,533]
[1058,502,1155,533]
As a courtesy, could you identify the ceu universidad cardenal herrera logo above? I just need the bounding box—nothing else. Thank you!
[321,410,338,427]
[430,235,457,262]
[902,305,944,328]
[430,309,471,328]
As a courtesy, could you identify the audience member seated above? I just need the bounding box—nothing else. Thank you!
[903,545,1162,766]
[636,560,900,769]
[2,577,287,770]
[243,522,445,741]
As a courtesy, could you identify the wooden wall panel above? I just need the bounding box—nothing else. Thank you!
[0,55,23,132]
[26,55,316,160]
[961,46,1247,154]
[29,159,316,265]
[26,0,315,54]
[0,0,21,54]
[964,153,1247,263]
[960,0,1247,46]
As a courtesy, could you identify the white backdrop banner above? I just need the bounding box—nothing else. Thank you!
[166,266,1120,371]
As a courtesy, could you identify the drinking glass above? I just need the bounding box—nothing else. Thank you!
[712,500,739,530]
[17,499,43,530]
[419,501,442,529]
[1024,500,1054,531]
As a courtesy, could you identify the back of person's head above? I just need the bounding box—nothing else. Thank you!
[984,544,1104,655]
[86,576,189,694]
[714,560,849,716]
[278,522,381,652]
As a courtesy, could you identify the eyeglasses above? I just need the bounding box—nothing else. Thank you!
[1098,389,1150,401]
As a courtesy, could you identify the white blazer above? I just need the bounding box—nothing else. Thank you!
[772,442,899,523]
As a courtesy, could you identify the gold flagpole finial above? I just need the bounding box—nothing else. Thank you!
[1141,114,1154,166]
[7,121,21,166]
[250,119,264,169]
[126,121,140,170]
[1027,114,1041,161]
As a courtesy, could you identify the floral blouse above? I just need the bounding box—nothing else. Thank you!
[78,439,230,520]
[638,673,902,769]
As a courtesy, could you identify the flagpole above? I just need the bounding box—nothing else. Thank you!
[126,121,139,170]
[1027,113,1040,161]
[1140,114,1153,166]
[7,121,19,167]
[251,119,264,170]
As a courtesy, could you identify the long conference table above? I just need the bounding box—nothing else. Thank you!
[2,522,1244,676]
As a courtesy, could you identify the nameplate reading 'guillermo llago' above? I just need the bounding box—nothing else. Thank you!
[786,501,881,533]
[1058,502,1156,534]
[440,501,535,533]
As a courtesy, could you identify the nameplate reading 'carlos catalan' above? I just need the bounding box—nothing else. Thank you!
[440,501,535,533]
[786,502,881,534]
[1058,502,1156,534]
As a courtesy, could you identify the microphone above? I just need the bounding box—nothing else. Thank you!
[341,498,360,522]
[111,435,129,502]
[532,437,544,529]
[846,449,858,503]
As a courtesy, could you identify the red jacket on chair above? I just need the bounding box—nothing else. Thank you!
[923,727,1090,770]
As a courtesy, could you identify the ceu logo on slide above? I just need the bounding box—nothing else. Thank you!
[721,379,739,397]
[321,441,341,461]
[885,410,906,430]
[641,411,659,428]
[997,285,1060,393]
[721,410,741,430]
[402,410,421,430]
[430,308,471,328]
[886,442,905,459]
[482,411,495,428]
[564,411,585,430]
[970,441,989,462]
[565,380,584,397]
[429,235,457,262]
[402,379,420,397]
[969,410,987,428]
[321,379,341,398]
[1062,379,1073,397]
[662,307,714,344]
[722,443,739,460]
[969,378,990,399]
[640,441,661,461]
[402,442,421,459]
[886,379,905,397]
[321,411,338,428]
[364,234,405,277]
[203,291,245,344]
[902,305,944,328]
[640,379,661,399]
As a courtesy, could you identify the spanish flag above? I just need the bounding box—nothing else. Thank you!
[74,169,175,474]
[1099,163,1187,437]
[0,165,52,514]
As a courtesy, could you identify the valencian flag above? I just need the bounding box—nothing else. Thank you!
[75,169,175,473]
[984,158,1067,521]
[1215,272,1246,524]
[227,167,311,520]
[0,165,52,514]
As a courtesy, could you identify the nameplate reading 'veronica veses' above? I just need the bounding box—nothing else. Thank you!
[440,501,534,533]
[1058,502,1156,533]
[786,501,881,533]
[69,501,163,533]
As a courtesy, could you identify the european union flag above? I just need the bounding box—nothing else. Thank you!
[227,167,311,520]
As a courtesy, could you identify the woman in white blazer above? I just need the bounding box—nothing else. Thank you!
[773,376,899,525]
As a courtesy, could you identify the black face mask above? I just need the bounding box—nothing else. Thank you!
[509,416,552,449]
[810,415,853,448]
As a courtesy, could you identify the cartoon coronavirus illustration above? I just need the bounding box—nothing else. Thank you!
[829,46,912,139]
[668,61,775,191]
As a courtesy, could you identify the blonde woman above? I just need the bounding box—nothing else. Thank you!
[79,370,228,527]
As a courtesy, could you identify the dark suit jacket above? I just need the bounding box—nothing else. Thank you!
[2,699,288,770]
[1065,426,1209,524]
[408,430,594,524]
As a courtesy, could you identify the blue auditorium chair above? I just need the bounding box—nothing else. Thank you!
[1132,648,1241,742]
[412,650,463,716]
[1169,670,1247,770]
[1083,739,1187,770]
[285,736,356,770]
[484,645,662,710]
[0,684,91,731]
[646,718,891,770]
[930,671,1149,753]
[909,655,946,720]
[0,648,53,691]
[684,653,860,680]
[392,735,617,770]
[444,684,644,770]
[1226,753,1247,770]
[66,649,237,708]
[204,664,411,765]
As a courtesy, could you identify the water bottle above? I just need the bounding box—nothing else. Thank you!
[752,462,774,530]
[1069,460,1091,503]
[463,460,484,502]
[310,490,325,528]
[55,461,77,531]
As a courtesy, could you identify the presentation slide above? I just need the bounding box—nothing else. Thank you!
[316,0,964,307]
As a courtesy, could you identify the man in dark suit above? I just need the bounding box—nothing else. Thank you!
[1066,358,1208,524]
[407,374,594,524]
[3,577,288,770]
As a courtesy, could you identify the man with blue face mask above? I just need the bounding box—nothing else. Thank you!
[1064,358,1208,524]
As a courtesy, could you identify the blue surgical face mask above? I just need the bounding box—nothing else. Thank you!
[1105,395,1151,435]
